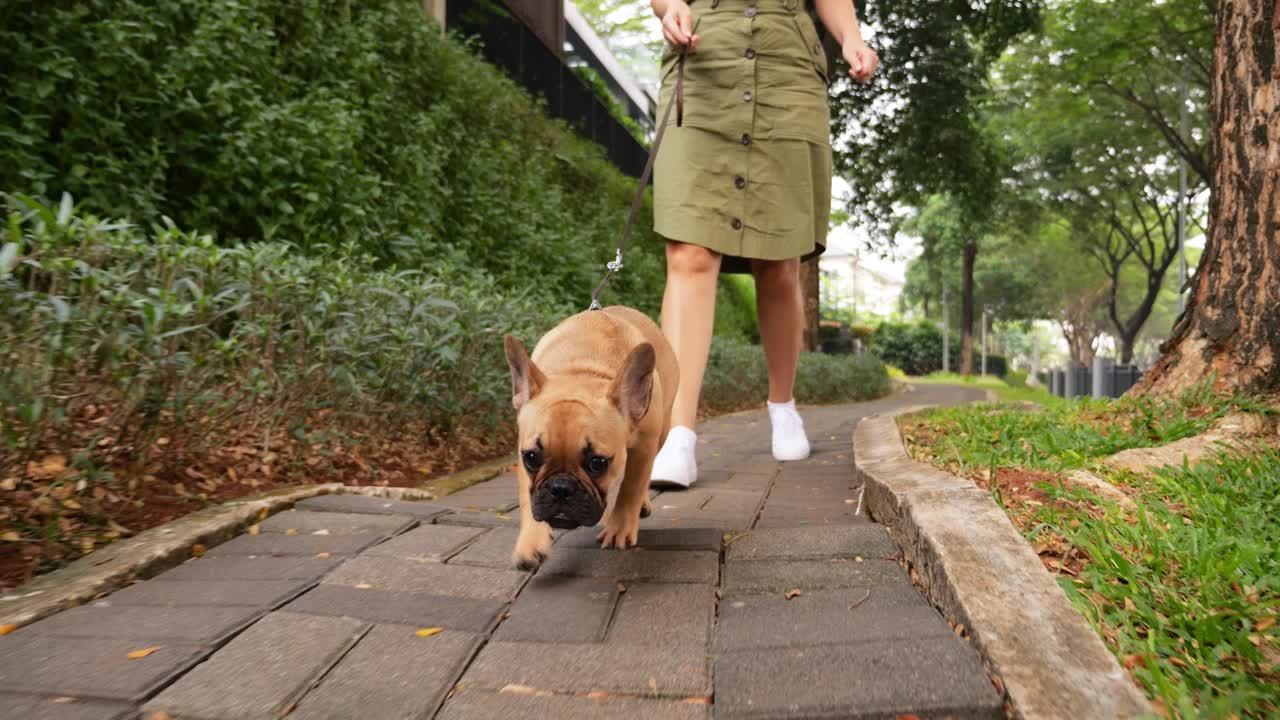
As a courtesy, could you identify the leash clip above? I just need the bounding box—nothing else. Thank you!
[606,248,624,272]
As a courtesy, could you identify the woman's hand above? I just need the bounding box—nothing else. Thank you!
[660,1,700,53]
[842,39,879,83]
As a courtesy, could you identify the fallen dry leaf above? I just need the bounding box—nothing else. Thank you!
[127,646,162,660]
[49,697,78,704]
[1124,597,1137,611]
[354,583,373,589]
[1,531,20,542]
[311,529,330,536]
[499,684,539,696]
[190,544,206,558]
[316,552,331,559]
[0,623,18,636]
[682,696,712,705]
[848,589,872,610]
[285,528,299,535]
[246,525,261,536]
[415,627,444,638]
[616,582,627,594]
[784,588,802,600]
[954,624,966,637]
[1122,653,1144,670]
[1256,616,1276,631]
[495,514,511,521]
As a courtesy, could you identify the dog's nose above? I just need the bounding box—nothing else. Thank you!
[547,476,576,501]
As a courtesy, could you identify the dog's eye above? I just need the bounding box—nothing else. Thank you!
[522,451,542,473]
[585,455,610,477]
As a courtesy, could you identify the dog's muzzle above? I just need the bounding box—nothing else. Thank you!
[531,473,604,529]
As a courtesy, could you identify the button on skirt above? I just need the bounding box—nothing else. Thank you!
[654,0,832,274]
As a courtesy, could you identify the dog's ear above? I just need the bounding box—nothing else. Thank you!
[609,343,655,424]
[504,335,546,411]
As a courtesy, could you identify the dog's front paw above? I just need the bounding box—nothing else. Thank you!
[639,497,653,519]
[598,511,640,550]
[512,524,553,571]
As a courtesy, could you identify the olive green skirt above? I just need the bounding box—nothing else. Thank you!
[654,0,832,274]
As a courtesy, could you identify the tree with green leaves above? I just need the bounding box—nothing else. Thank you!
[829,0,1041,374]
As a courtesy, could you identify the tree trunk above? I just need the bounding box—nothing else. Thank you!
[1135,0,1280,396]
[1119,335,1135,366]
[799,257,820,352]
[959,238,977,375]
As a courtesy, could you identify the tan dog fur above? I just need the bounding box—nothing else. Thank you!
[503,306,677,570]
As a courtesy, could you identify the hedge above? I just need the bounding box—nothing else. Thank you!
[872,321,1007,377]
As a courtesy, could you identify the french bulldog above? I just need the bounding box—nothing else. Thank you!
[502,305,677,570]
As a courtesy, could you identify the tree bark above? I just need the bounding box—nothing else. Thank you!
[959,238,977,375]
[799,257,820,352]
[1135,0,1280,396]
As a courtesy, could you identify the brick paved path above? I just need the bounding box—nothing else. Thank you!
[0,386,1000,719]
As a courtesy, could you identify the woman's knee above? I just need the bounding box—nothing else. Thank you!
[666,241,722,277]
[751,257,800,286]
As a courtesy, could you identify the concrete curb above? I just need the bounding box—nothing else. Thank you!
[0,484,445,631]
[853,408,1151,720]
[420,455,513,497]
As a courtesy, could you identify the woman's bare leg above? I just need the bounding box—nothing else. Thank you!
[651,239,721,488]
[662,240,722,428]
[751,257,803,402]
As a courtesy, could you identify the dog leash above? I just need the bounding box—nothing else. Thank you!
[588,26,696,311]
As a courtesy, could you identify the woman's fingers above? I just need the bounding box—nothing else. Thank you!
[663,15,688,47]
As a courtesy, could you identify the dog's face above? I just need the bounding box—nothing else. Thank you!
[504,335,654,530]
[517,401,626,528]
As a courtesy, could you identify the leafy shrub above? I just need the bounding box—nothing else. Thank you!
[0,0,666,314]
[701,336,889,413]
[1,196,556,481]
[872,321,1006,377]
[1004,370,1028,388]
[715,274,760,343]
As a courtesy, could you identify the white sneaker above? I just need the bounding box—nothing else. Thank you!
[650,425,698,488]
[768,400,810,461]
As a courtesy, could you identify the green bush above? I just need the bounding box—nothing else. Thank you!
[0,197,556,467]
[715,274,759,343]
[0,0,665,314]
[872,321,1007,377]
[1005,370,1028,388]
[701,336,890,413]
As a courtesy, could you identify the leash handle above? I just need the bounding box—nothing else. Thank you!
[589,24,696,311]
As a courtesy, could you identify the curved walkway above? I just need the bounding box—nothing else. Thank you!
[0,385,995,720]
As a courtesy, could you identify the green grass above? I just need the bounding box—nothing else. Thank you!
[903,391,1280,717]
[1047,451,1280,718]
[906,371,1059,405]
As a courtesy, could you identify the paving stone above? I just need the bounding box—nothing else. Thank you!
[493,576,619,643]
[714,636,1003,720]
[461,641,710,697]
[433,479,518,511]
[259,509,416,536]
[364,524,486,563]
[695,470,776,492]
[447,527,520,568]
[537,548,718,584]
[716,587,951,652]
[435,509,520,528]
[323,555,526,600]
[753,503,866,528]
[285,584,505,632]
[20,604,262,644]
[558,526,723,552]
[438,689,711,720]
[143,612,366,720]
[606,583,715,649]
[725,526,895,562]
[294,494,451,521]
[155,554,341,582]
[0,693,134,720]
[0,634,206,702]
[721,559,907,594]
[204,531,380,558]
[99,578,310,608]
[289,625,480,720]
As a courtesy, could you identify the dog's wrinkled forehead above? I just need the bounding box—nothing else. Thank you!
[521,399,624,460]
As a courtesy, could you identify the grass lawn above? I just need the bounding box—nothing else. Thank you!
[895,368,1060,405]
[901,389,1279,718]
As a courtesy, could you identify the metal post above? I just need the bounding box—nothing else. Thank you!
[1177,58,1189,314]
[942,284,950,374]
[1064,362,1076,399]
[1092,355,1106,399]
[1031,334,1040,381]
